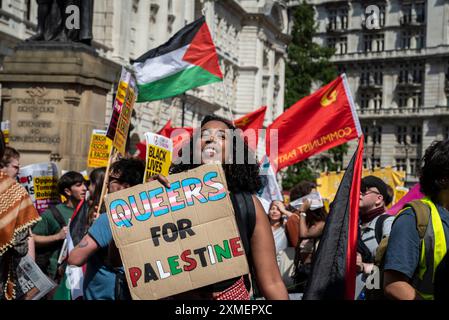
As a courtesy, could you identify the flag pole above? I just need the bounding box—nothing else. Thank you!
[181,93,186,127]
[96,147,117,216]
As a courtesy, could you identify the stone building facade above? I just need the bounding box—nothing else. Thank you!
[0,0,290,162]
[305,0,449,185]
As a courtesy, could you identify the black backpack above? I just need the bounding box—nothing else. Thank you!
[35,206,67,278]
[357,213,391,264]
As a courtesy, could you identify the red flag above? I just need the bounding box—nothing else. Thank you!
[266,74,361,171]
[235,106,267,132]
[168,127,194,151]
[235,106,267,149]
[136,121,193,160]
[157,119,172,137]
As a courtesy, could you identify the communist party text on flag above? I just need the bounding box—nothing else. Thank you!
[266,74,362,171]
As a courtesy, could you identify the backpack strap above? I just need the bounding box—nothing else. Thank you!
[230,192,256,257]
[406,200,431,239]
[375,214,390,244]
[49,206,67,229]
[358,225,375,263]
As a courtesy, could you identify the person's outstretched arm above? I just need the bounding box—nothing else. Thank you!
[68,234,99,266]
[251,196,289,300]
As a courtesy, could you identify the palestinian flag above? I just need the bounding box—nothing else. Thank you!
[303,137,364,300]
[133,16,223,102]
[53,200,89,300]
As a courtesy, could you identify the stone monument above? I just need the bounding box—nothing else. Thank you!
[0,1,120,171]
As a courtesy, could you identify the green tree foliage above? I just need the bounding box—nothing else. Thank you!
[282,1,347,190]
[284,1,336,107]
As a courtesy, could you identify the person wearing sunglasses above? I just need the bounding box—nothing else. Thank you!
[355,176,393,299]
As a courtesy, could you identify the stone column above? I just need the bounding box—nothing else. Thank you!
[0,42,121,171]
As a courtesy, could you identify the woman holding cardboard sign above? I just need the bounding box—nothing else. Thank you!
[167,115,289,300]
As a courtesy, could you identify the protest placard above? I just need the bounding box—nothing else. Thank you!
[106,67,138,155]
[144,132,173,182]
[18,162,59,214]
[1,120,10,145]
[87,130,113,168]
[113,77,137,155]
[105,164,249,300]
[106,68,132,142]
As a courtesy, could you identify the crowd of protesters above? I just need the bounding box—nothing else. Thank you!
[1,116,449,301]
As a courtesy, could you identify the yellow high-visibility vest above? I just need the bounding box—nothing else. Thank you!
[397,198,447,300]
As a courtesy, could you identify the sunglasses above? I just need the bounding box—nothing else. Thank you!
[360,189,381,196]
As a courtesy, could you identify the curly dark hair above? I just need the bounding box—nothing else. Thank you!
[110,158,145,187]
[419,139,449,201]
[170,115,265,194]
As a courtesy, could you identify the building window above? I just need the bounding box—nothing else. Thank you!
[363,126,370,144]
[372,126,382,144]
[410,126,422,144]
[410,158,420,176]
[399,63,423,84]
[416,2,426,23]
[338,37,347,54]
[402,3,412,23]
[412,62,424,83]
[379,5,386,27]
[397,126,408,144]
[359,92,382,111]
[329,9,338,30]
[328,7,348,30]
[360,65,383,86]
[339,8,348,29]
[396,158,407,172]
[373,93,382,110]
[416,30,425,49]
[364,34,384,52]
[328,37,347,54]
[402,31,412,49]
[360,93,370,110]
[397,92,422,110]
[328,37,336,50]
[25,0,32,21]
[364,35,373,52]
[398,92,408,109]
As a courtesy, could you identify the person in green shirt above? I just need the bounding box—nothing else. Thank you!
[32,171,87,280]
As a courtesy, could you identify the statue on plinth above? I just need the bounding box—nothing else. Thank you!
[28,0,93,45]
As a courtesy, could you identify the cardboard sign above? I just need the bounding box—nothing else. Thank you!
[107,68,132,142]
[87,130,113,168]
[1,120,10,145]
[105,164,249,300]
[144,132,173,181]
[114,79,137,155]
[18,163,59,214]
[106,68,138,155]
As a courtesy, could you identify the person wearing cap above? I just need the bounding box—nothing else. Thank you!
[355,176,394,299]
[383,140,449,300]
